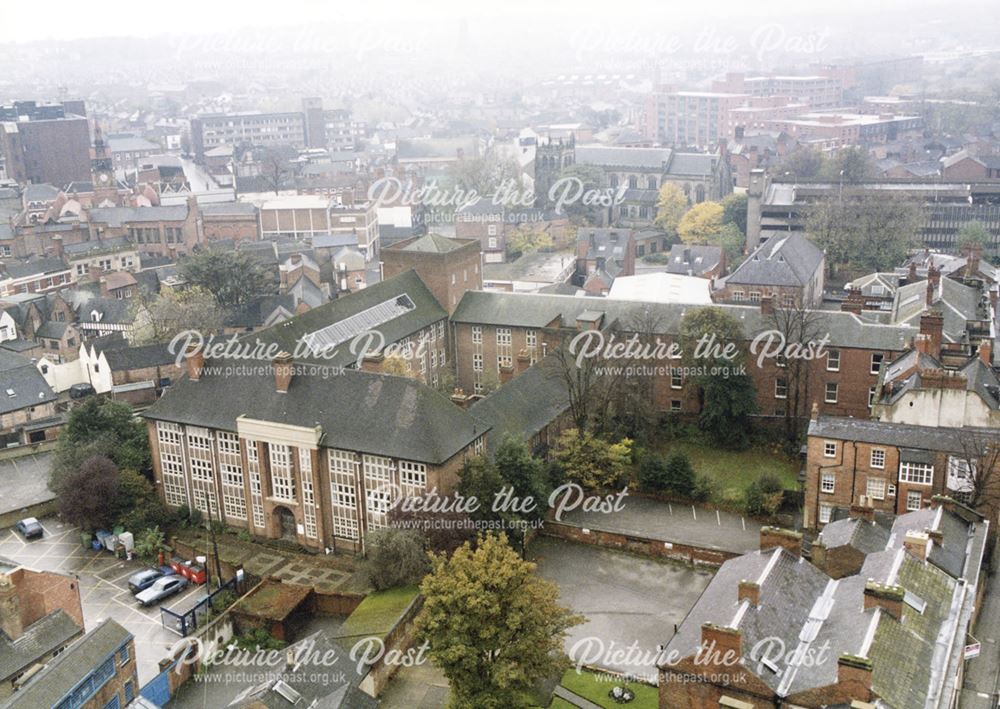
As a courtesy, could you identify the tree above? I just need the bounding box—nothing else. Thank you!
[679,308,758,449]
[506,225,553,260]
[720,192,748,235]
[958,221,991,252]
[54,397,150,475]
[131,287,225,344]
[654,183,688,235]
[551,429,632,489]
[549,164,605,224]
[821,147,876,184]
[134,526,166,563]
[113,468,173,531]
[364,528,430,590]
[52,456,120,531]
[766,302,826,445]
[776,147,826,180]
[387,494,476,555]
[806,193,922,275]
[449,152,521,196]
[179,249,276,309]
[713,223,745,267]
[951,429,1000,528]
[664,452,698,497]
[677,201,724,244]
[381,353,414,378]
[416,534,583,709]
[493,435,548,522]
[257,147,291,195]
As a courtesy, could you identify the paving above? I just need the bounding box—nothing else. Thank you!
[557,495,762,553]
[0,450,54,515]
[0,516,206,685]
[529,536,713,681]
[960,568,1000,708]
[380,661,451,709]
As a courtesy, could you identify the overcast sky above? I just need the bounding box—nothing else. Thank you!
[2,0,991,45]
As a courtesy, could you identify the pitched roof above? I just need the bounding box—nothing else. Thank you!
[808,415,993,455]
[0,610,82,682]
[88,205,188,227]
[3,619,131,708]
[575,145,672,169]
[451,291,916,351]
[143,363,484,465]
[0,350,57,414]
[469,356,571,447]
[101,342,177,372]
[726,233,824,288]
[392,233,465,253]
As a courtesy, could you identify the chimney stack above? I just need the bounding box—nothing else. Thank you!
[759,526,802,557]
[0,574,23,640]
[849,502,875,522]
[979,340,992,366]
[737,579,760,606]
[903,530,930,560]
[862,581,904,619]
[760,295,774,316]
[52,235,64,258]
[918,311,943,360]
[184,343,204,381]
[273,351,294,393]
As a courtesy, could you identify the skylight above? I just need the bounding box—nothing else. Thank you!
[303,293,416,356]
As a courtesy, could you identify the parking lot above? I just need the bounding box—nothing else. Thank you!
[0,450,54,516]
[0,516,207,685]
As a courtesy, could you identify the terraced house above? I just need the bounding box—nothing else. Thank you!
[142,349,487,553]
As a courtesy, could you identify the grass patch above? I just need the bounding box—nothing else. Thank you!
[653,439,798,504]
[557,668,658,709]
[336,585,419,642]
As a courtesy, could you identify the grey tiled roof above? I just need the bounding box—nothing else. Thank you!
[0,610,82,682]
[808,415,992,455]
[0,350,57,415]
[452,291,917,351]
[143,363,485,465]
[818,517,890,554]
[88,205,189,226]
[1,257,69,279]
[101,342,177,372]
[726,233,824,288]
[4,619,131,709]
[575,145,672,169]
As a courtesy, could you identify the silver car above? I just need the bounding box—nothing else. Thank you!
[135,574,188,607]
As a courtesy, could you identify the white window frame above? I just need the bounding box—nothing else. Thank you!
[870,449,885,469]
[821,473,835,494]
[870,353,884,375]
[774,378,788,399]
[826,350,840,372]
[906,490,922,511]
[818,503,834,524]
[899,461,933,486]
[824,441,837,458]
[825,382,838,404]
[866,477,886,501]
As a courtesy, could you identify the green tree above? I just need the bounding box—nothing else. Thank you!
[679,308,758,449]
[958,221,991,251]
[806,193,921,275]
[654,183,688,234]
[493,435,549,523]
[677,201,724,244]
[776,147,826,180]
[179,249,277,309]
[821,147,876,183]
[720,192,748,235]
[744,474,785,517]
[134,526,166,563]
[113,468,173,531]
[52,455,120,531]
[416,534,583,709]
[54,398,150,475]
[364,528,430,590]
[549,164,605,224]
[551,429,632,489]
[131,286,225,344]
[505,225,553,260]
[713,222,745,267]
[449,152,521,195]
[664,452,697,497]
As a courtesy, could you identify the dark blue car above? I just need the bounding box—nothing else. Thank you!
[128,568,168,594]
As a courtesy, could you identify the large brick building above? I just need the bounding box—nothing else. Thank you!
[142,351,487,553]
[450,290,913,415]
[0,101,91,187]
[382,234,482,315]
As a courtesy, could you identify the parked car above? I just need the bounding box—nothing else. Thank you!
[128,568,168,595]
[136,575,188,607]
[69,383,96,399]
[15,518,43,539]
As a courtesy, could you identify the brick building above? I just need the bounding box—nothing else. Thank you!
[4,619,138,709]
[0,101,91,187]
[0,557,85,700]
[142,352,487,553]
[715,233,825,308]
[450,291,912,416]
[0,349,59,446]
[382,234,482,315]
[803,412,996,528]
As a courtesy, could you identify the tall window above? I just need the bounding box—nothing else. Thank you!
[866,477,886,500]
[906,490,922,511]
[870,353,884,375]
[774,378,788,399]
[299,449,317,539]
[329,450,360,540]
[496,328,512,369]
[471,326,482,344]
[870,449,885,469]
[818,503,833,524]
[821,473,835,494]
[399,461,427,497]
[824,382,838,404]
[245,440,265,529]
[187,427,216,516]
[269,443,296,501]
[363,455,395,530]
[157,422,188,507]
[217,432,246,520]
[826,350,840,372]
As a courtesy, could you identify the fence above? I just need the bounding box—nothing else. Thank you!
[159,576,242,637]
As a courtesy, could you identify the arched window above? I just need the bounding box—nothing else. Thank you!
[628,175,638,189]
[695,184,706,203]
[647,176,657,190]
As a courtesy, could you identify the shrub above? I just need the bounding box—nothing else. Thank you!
[664,452,697,497]
[365,528,430,591]
[690,475,714,503]
[637,451,670,492]
[235,628,284,651]
[744,474,785,517]
[134,526,165,563]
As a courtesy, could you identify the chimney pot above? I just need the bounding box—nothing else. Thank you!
[185,343,205,381]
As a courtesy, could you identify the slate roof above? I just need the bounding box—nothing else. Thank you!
[890,277,984,343]
[808,415,992,455]
[451,291,917,351]
[3,619,131,709]
[469,355,571,448]
[144,361,484,464]
[0,350,57,415]
[101,342,177,372]
[0,610,82,682]
[199,202,259,217]
[818,517,890,554]
[63,236,133,257]
[666,152,717,176]
[22,184,59,203]
[665,244,723,276]
[575,145,672,169]
[88,205,188,227]
[1,257,69,279]
[392,233,465,253]
[727,233,824,288]
[245,269,446,369]
[35,321,68,339]
[311,233,358,250]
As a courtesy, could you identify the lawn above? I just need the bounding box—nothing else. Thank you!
[553,669,658,709]
[654,439,799,504]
